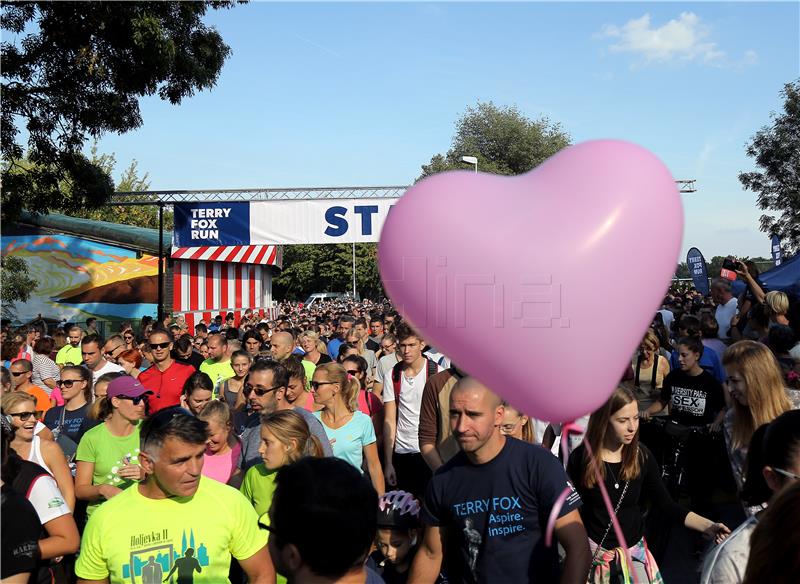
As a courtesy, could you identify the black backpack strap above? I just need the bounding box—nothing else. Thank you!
[651,355,659,389]
[634,354,643,386]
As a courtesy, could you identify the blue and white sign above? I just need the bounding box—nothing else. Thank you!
[174,202,251,247]
[686,247,710,296]
[771,234,782,266]
[173,199,397,247]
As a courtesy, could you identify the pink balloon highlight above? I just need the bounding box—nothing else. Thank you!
[378,139,683,423]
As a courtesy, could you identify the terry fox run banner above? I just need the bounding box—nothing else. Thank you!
[686,247,710,296]
[173,199,397,247]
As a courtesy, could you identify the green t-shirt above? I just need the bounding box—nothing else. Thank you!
[240,464,286,584]
[75,421,142,516]
[301,360,316,390]
[240,463,278,518]
[55,344,82,366]
[76,477,267,583]
[199,359,235,393]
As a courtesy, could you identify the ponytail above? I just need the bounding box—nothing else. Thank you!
[316,362,360,413]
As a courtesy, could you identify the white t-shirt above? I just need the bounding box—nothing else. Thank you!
[658,309,674,332]
[28,473,71,524]
[91,360,124,383]
[375,353,400,385]
[715,297,738,340]
[382,361,443,454]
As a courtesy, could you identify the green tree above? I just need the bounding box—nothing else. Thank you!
[0,256,38,320]
[66,144,174,230]
[419,101,571,179]
[739,80,800,254]
[274,244,384,301]
[1,1,236,221]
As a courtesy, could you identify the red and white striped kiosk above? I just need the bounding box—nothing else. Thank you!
[171,244,282,329]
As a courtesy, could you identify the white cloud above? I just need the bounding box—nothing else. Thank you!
[600,12,725,65]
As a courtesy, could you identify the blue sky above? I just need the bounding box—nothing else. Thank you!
[96,2,800,262]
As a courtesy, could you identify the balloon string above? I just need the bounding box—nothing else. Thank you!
[544,420,638,584]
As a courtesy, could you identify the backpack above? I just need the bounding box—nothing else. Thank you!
[390,359,438,423]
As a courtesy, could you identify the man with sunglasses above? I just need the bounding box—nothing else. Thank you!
[81,334,124,384]
[9,359,52,415]
[76,409,274,584]
[101,334,126,365]
[138,329,195,413]
[235,361,290,473]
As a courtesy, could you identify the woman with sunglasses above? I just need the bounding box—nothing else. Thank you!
[75,375,151,518]
[342,354,384,450]
[122,329,136,351]
[43,365,92,444]
[2,391,75,511]
[311,363,385,496]
[701,409,800,584]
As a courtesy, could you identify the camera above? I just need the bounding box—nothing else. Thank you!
[720,256,739,281]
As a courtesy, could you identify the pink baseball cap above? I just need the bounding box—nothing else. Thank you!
[107,376,153,399]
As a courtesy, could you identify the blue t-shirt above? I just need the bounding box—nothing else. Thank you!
[312,410,375,472]
[327,338,345,361]
[669,345,726,383]
[421,437,582,584]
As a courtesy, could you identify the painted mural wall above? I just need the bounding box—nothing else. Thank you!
[2,230,158,324]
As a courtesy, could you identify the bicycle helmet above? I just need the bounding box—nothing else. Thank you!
[377,490,421,530]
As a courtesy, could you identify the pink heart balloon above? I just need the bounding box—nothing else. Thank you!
[379,140,683,423]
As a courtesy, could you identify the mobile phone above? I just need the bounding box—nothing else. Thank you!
[721,256,738,281]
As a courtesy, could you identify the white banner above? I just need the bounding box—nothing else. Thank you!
[248,198,397,245]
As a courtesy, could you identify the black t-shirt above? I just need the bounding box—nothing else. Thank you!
[566,444,688,549]
[174,350,205,371]
[421,437,581,584]
[660,369,724,426]
[43,403,91,443]
[1,484,41,579]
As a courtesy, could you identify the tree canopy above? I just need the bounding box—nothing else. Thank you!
[1,1,236,221]
[274,244,383,301]
[739,80,800,254]
[418,101,571,180]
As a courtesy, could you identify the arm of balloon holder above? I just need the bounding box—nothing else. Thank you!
[544,420,638,584]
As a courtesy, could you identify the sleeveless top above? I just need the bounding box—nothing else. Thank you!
[26,435,54,476]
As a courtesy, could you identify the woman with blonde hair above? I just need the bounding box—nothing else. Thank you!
[197,399,240,484]
[2,391,76,510]
[631,329,671,412]
[722,340,800,492]
[764,290,790,327]
[299,330,332,365]
[567,386,729,583]
[500,401,536,443]
[311,362,384,495]
[344,329,378,378]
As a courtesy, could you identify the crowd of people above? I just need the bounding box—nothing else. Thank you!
[1,268,799,584]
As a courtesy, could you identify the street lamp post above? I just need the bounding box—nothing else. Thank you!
[460,155,478,173]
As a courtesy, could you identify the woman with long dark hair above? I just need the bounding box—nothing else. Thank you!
[567,386,729,583]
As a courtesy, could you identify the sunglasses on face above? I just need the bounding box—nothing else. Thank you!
[345,369,361,376]
[310,380,336,390]
[8,411,37,421]
[104,346,124,357]
[124,336,133,341]
[243,384,281,397]
[149,342,171,350]
[10,371,27,377]
[57,379,83,388]
[116,395,148,405]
